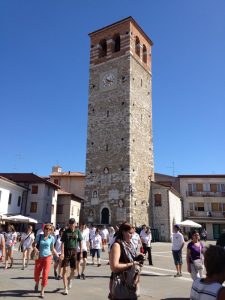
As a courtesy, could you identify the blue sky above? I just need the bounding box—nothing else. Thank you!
[1,0,225,176]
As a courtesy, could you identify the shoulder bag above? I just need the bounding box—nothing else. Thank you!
[111,242,141,300]
[191,243,203,271]
[31,234,42,260]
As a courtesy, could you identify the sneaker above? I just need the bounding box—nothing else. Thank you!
[68,278,73,289]
[34,283,39,292]
[63,288,68,295]
[174,272,180,277]
[97,264,101,267]
[57,275,62,280]
[21,266,24,270]
[81,273,86,280]
[77,274,81,279]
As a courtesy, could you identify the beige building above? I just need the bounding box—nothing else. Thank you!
[84,17,154,226]
[179,175,225,240]
[56,190,82,226]
[50,166,85,198]
[151,181,182,241]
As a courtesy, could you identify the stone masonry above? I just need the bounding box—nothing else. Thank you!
[84,17,154,226]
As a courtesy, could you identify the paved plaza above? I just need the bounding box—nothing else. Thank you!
[0,241,215,300]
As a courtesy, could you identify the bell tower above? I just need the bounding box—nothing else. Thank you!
[84,17,154,226]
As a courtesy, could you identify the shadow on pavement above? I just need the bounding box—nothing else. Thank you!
[84,275,110,279]
[141,274,173,277]
[11,277,34,280]
[161,298,189,300]
[0,288,62,298]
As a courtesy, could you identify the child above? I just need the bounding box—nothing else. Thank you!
[190,245,225,300]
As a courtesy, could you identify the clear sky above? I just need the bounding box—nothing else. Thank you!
[1,0,225,177]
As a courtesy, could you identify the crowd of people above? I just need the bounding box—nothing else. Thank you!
[0,221,225,299]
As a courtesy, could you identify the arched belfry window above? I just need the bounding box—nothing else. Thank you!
[99,39,107,58]
[113,34,120,52]
[143,44,147,63]
[135,36,140,57]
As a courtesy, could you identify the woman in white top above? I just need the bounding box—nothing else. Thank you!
[91,228,102,267]
[21,225,34,269]
[53,228,63,279]
[131,227,142,252]
[0,225,6,263]
[5,224,17,269]
[107,226,115,265]
[190,245,225,300]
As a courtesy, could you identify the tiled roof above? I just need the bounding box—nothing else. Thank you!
[50,172,85,177]
[178,175,225,178]
[0,173,59,189]
[0,175,27,189]
[151,181,181,198]
[89,16,153,45]
[57,189,84,202]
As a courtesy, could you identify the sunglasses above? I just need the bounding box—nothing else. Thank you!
[45,227,51,230]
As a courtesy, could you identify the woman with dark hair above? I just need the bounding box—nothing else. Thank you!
[190,245,225,299]
[5,224,17,269]
[187,230,205,280]
[91,227,102,267]
[109,222,144,300]
[20,225,34,269]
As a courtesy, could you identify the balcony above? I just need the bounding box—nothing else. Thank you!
[187,210,225,219]
[187,191,225,197]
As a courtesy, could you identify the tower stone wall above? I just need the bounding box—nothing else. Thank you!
[84,17,154,226]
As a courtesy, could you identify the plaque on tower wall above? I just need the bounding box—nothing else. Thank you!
[116,207,127,221]
[91,190,99,205]
[109,189,119,200]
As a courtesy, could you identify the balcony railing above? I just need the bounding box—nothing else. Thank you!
[187,210,225,218]
[187,191,225,197]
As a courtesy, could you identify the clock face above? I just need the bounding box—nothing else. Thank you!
[102,73,115,87]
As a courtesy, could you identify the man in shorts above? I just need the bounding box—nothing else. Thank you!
[60,218,83,295]
[171,224,185,277]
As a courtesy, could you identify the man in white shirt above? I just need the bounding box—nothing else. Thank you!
[77,224,89,279]
[171,224,185,277]
[89,224,96,256]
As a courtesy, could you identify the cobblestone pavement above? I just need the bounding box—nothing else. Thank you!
[0,241,215,300]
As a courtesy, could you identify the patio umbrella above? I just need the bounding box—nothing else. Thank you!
[5,214,38,224]
[0,214,9,221]
[177,219,202,228]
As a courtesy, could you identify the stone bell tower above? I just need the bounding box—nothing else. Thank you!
[84,17,154,226]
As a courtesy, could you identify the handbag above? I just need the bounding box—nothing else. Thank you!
[30,249,39,260]
[191,242,204,272]
[193,258,203,271]
[30,234,42,260]
[111,241,142,299]
[111,264,141,299]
